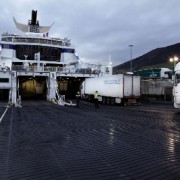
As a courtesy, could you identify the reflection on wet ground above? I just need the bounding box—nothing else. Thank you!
[0,100,180,179]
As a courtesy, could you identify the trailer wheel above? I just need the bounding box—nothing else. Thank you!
[88,96,92,102]
[102,97,106,104]
[88,96,90,101]
[106,97,110,105]
[111,98,115,105]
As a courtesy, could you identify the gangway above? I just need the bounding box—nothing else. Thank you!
[55,88,65,106]
[55,81,76,106]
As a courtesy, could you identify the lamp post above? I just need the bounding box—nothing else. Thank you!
[129,45,133,72]
[169,56,179,73]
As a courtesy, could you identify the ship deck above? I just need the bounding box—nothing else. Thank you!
[0,100,180,179]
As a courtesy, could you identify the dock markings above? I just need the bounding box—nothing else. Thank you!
[0,107,8,123]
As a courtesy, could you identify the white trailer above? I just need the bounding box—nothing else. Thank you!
[81,74,141,105]
[173,62,180,109]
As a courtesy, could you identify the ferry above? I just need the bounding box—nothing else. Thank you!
[0,10,112,106]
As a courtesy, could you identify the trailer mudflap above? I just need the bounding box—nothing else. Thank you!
[124,98,141,106]
[127,98,136,102]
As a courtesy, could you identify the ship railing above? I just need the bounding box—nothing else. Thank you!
[12,65,101,75]
[11,37,71,47]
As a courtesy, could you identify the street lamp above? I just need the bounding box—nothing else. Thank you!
[169,56,179,73]
[129,45,133,72]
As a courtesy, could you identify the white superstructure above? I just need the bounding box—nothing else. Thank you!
[173,62,180,108]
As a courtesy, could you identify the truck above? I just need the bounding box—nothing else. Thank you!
[134,68,172,79]
[81,74,141,105]
[172,62,180,109]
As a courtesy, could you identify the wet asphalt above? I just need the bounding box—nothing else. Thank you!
[0,100,180,180]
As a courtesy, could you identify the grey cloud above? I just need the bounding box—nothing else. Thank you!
[1,0,180,66]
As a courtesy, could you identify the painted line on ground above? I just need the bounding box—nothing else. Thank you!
[0,108,8,123]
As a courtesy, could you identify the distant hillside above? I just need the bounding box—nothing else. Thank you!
[113,43,180,74]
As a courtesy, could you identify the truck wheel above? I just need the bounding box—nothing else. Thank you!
[111,98,115,105]
[106,97,110,105]
[102,97,106,104]
[88,96,91,102]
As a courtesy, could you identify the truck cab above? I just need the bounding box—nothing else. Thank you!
[173,62,180,108]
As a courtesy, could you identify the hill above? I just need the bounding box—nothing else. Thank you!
[113,43,180,74]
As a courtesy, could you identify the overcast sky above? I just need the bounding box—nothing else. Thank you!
[1,0,180,66]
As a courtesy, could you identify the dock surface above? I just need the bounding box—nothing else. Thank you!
[0,100,180,180]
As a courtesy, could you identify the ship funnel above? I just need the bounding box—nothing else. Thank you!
[31,10,37,25]
[13,10,53,33]
[29,10,39,26]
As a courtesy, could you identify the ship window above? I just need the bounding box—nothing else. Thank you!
[62,49,75,53]
[0,78,9,83]
[2,44,14,49]
[3,44,10,49]
[15,45,61,62]
[175,74,180,84]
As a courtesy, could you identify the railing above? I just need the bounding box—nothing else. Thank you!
[12,65,101,75]
[1,36,71,47]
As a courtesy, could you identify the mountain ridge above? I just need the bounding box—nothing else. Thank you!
[113,43,180,74]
